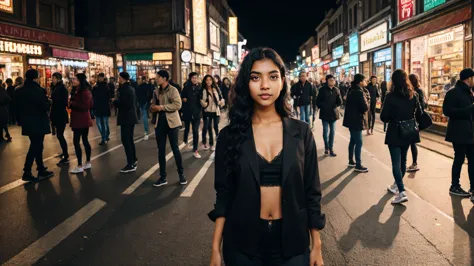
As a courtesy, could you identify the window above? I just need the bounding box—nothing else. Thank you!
[55,5,66,30]
[349,9,352,30]
[39,2,53,28]
[354,7,357,28]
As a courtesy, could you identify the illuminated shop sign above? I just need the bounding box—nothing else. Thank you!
[340,53,350,65]
[29,58,57,66]
[373,48,392,63]
[152,52,173,61]
[349,34,358,54]
[0,40,42,55]
[424,0,445,12]
[229,17,238,45]
[88,53,113,64]
[332,46,343,59]
[360,22,388,52]
[398,0,415,22]
[428,31,454,46]
[349,54,359,67]
[0,0,13,13]
[329,60,339,67]
[61,60,88,68]
[311,45,319,62]
[193,0,208,54]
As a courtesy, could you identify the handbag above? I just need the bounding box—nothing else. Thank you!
[416,99,433,131]
[396,98,420,141]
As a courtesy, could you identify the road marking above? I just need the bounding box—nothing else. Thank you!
[334,131,455,222]
[0,133,154,196]
[43,134,115,162]
[180,152,215,197]
[3,198,107,266]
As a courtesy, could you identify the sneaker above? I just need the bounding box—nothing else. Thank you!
[391,191,408,204]
[194,151,202,159]
[211,145,216,151]
[387,183,399,194]
[203,144,210,151]
[38,170,54,179]
[57,157,70,166]
[144,134,149,141]
[6,136,12,142]
[120,164,137,173]
[153,178,168,187]
[324,149,329,155]
[406,164,419,172]
[22,172,38,182]
[99,141,106,146]
[71,166,84,174]
[348,160,356,168]
[449,186,471,197]
[133,160,138,168]
[179,175,188,185]
[329,151,337,157]
[83,161,92,170]
[355,165,369,173]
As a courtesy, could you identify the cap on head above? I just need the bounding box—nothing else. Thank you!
[460,68,474,81]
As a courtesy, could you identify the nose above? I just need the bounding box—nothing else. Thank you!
[261,76,270,90]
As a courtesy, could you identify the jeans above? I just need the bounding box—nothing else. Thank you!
[322,120,336,151]
[140,104,149,134]
[368,106,376,131]
[202,112,219,146]
[349,130,363,167]
[452,143,474,189]
[410,143,418,164]
[388,145,410,193]
[156,119,183,178]
[184,117,200,152]
[56,123,68,159]
[24,135,46,173]
[299,105,310,124]
[73,128,92,165]
[96,116,110,142]
[121,125,137,166]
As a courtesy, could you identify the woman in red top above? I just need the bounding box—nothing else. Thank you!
[69,73,93,174]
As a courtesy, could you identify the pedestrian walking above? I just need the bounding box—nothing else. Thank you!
[0,82,10,143]
[50,72,70,165]
[136,76,151,140]
[151,70,187,187]
[69,73,93,174]
[108,77,117,116]
[311,80,321,128]
[442,68,474,198]
[381,81,388,132]
[14,69,54,181]
[92,73,112,145]
[407,74,425,172]
[200,75,225,151]
[208,47,325,266]
[366,76,379,135]
[181,72,203,159]
[316,74,342,156]
[381,69,422,204]
[290,72,312,124]
[221,77,231,110]
[114,72,139,173]
[343,74,369,173]
[5,78,15,126]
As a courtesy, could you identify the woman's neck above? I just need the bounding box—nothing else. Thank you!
[252,104,280,125]
[207,86,213,91]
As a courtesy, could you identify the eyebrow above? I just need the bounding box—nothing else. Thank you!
[250,70,280,75]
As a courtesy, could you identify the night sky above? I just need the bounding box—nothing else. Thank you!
[228,0,338,63]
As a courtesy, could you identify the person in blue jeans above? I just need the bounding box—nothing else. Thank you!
[342,74,369,172]
[316,74,342,156]
[135,76,151,140]
[290,72,313,124]
[92,73,111,145]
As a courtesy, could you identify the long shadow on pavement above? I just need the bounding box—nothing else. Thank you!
[322,171,359,205]
[338,193,406,252]
[321,168,353,191]
[450,196,474,264]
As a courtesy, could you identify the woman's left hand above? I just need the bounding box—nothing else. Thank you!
[310,247,324,266]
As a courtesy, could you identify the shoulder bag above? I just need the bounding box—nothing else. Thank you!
[397,99,420,141]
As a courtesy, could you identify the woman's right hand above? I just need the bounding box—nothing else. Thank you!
[209,249,222,266]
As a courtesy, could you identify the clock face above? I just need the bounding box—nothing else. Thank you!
[181,51,192,63]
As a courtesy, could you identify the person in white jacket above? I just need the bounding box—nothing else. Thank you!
[200,75,225,151]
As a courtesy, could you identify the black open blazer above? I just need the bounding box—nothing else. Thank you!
[209,117,326,258]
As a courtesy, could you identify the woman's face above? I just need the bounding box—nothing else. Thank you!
[72,77,80,87]
[214,77,219,83]
[224,79,230,86]
[205,77,213,88]
[249,59,284,108]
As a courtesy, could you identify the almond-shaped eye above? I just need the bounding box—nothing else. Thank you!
[270,75,280,80]
[250,76,260,81]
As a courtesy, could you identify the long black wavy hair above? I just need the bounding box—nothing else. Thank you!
[225,48,290,176]
[202,74,218,90]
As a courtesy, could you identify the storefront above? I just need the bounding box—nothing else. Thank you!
[88,53,114,79]
[360,53,370,78]
[373,47,392,82]
[329,60,339,77]
[0,39,41,81]
[194,53,212,77]
[124,52,173,81]
[360,20,391,83]
[180,50,193,85]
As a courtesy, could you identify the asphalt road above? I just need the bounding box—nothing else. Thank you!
[0,114,473,266]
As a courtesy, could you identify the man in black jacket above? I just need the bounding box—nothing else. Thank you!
[291,72,312,124]
[93,73,112,145]
[316,74,342,157]
[181,72,202,159]
[5,78,15,126]
[443,68,474,199]
[50,72,70,165]
[113,72,139,173]
[15,69,54,181]
[136,76,151,140]
[366,76,379,135]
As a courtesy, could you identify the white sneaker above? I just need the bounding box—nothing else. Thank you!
[71,166,84,174]
[144,134,149,141]
[194,151,202,159]
[391,191,408,204]
[211,145,216,151]
[387,183,399,194]
[203,144,210,151]
[83,161,92,170]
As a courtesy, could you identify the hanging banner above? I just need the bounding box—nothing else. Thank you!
[192,0,208,55]
[398,0,414,22]
[229,17,238,45]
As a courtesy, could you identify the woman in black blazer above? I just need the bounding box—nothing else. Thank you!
[208,48,325,266]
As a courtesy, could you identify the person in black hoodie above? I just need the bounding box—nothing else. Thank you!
[93,73,112,145]
[443,68,474,198]
[316,74,342,156]
[366,76,379,135]
[343,74,369,173]
[50,72,70,165]
[406,74,425,173]
[181,72,203,159]
[5,78,15,126]
[136,76,151,140]
[15,69,54,182]
[291,72,313,124]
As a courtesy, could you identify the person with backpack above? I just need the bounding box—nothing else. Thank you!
[200,75,225,151]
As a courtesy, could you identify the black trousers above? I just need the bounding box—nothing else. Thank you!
[183,117,200,152]
[121,125,137,166]
[156,118,183,178]
[56,123,68,159]
[410,143,418,164]
[368,105,376,130]
[202,112,219,146]
[24,134,46,173]
[452,143,474,190]
[2,126,10,139]
[73,128,91,165]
